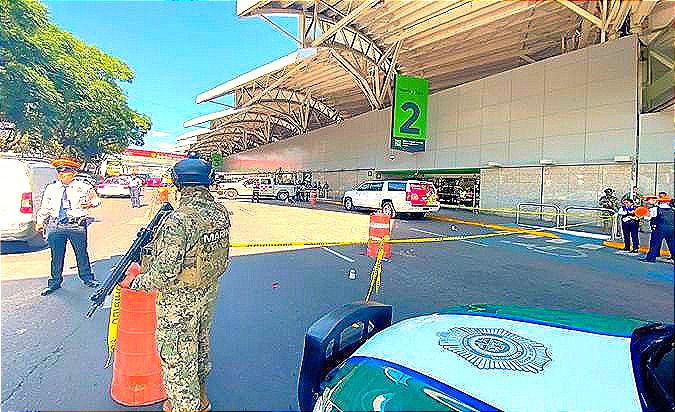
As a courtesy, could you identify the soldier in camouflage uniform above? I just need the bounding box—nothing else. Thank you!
[599,188,621,235]
[123,152,230,412]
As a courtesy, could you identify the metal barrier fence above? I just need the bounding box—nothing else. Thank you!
[516,203,561,227]
[563,206,619,239]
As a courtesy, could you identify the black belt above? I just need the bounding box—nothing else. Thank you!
[52,217,86,226]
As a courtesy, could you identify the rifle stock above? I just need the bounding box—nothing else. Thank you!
[86,202,174,317]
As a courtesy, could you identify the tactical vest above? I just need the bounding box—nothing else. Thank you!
[176,204,230,287]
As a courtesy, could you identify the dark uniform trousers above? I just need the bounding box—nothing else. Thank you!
[621,221,639,251]
[645,208,675,261]
[47,221,95,288]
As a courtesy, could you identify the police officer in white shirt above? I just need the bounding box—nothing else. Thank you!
[36,158,100,296]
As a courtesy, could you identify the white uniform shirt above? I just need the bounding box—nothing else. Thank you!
[37,180,96,225]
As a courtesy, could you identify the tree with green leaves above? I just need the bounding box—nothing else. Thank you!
[0,0,151,164]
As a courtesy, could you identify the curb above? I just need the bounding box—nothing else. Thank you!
[602,240,671,257]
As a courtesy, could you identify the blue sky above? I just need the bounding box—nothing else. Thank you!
[44,1,298,152]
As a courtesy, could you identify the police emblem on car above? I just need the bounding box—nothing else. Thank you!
[437,327,552,373]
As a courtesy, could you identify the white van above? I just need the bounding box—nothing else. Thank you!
[342,179,440,218]
[0,156,57,246]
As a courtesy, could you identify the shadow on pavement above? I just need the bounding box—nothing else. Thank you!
[0,240,49,255]
[1,253,134,411]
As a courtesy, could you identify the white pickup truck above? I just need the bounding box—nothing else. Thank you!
[214,177,296,201]
[342,179,440,218]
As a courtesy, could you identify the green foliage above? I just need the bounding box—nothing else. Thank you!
[0,0,151,161]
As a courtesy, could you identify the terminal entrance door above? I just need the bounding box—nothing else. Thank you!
[430,174,480,208]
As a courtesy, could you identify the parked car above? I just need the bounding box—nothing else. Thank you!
[96,176,131,197]
[213,178,252,200]
[243,177,297,201]
[342,180,440,218]
[0,156,56,246]
[214,176,296,201]
[299,302,674,412]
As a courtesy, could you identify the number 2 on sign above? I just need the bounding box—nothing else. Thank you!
[400,102,420,135]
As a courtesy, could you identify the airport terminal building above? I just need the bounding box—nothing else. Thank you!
[180,0,673,211]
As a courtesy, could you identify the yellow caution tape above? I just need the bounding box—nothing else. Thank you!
[230,228,546,249]
[104,285,122,369]
[229,217,609,249]
[364,240,385,302]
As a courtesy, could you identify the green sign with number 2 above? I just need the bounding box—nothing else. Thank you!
[391,74,429,153]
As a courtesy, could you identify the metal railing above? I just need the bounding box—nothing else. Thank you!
[563,206,619,239]
[516,203,561,227]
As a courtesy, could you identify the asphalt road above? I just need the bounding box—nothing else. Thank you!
[1,200,673,410]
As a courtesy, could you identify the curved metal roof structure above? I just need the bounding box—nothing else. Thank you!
[183,0,664,156]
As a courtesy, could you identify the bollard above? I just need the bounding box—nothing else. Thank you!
[367,211,391,259]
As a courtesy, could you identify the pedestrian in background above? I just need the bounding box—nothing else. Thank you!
[121,152,230,412]
[618,198,639,253]
[598,188,620,235]
[640,194,674,263]
[36,158,100,296]
[129,173,142,208]
[622,186,643,204]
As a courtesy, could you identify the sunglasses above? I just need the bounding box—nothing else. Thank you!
[57,167,75,173]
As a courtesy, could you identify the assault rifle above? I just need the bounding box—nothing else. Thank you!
[86,202,174,317]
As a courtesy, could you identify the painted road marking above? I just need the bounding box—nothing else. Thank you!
[299,236,356,262]
[320,246,355,263]
[500,240,588,258]
[577,243,605,250]
[518,234,541,239]
[545,238,572,244]
[410,228,488,247]
[615,250,632,255]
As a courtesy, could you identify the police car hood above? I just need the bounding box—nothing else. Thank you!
[352,310,643,411]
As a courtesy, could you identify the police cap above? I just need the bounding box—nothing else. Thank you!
[171,152,214,188]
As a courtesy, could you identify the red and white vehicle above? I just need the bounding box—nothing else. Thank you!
[342,179,440,218]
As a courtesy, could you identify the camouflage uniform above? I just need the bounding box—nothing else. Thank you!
[599,193,620,234]
[130,187,230,411]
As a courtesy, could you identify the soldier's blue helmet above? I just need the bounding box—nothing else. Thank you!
[171,152,214,188]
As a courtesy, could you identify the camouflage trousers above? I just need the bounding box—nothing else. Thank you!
[156,282,220,411]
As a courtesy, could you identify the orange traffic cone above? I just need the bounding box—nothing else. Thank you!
[111,264,167,406]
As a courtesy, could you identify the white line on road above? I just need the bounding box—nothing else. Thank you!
[545,238,572,244]
[577,243,605,250]
[410,228,488,247]
[319,246,355,262]
[300,236,356,262]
